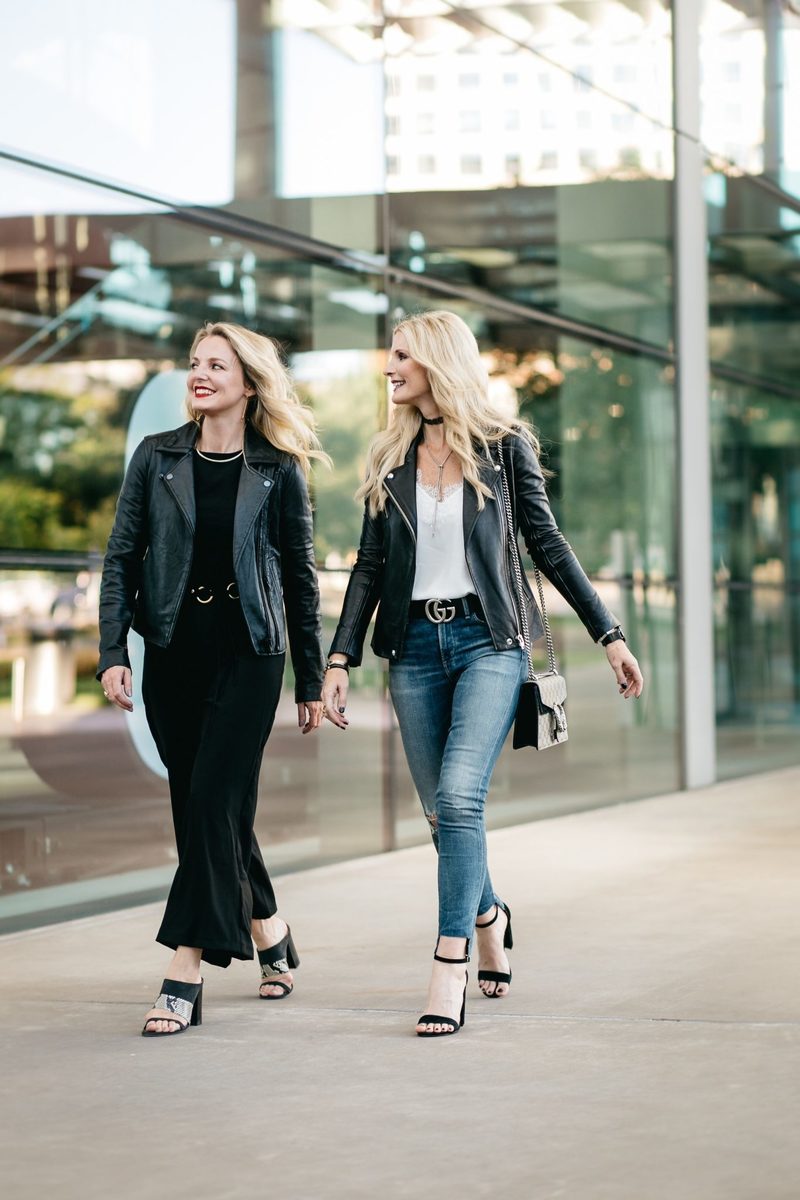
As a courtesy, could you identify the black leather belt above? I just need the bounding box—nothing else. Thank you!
[409,595,483,624]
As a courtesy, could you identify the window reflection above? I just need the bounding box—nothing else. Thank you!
[1,0,797,927]
[701,0,800,201]
[711,377,800,777]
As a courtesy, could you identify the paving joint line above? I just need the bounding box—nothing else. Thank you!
[7,1000,799,1029]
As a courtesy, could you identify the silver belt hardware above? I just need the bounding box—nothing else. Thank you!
[190,582,239,604]
[425,597,457,623]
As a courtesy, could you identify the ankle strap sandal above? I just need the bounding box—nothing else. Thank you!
[476,900,514,998]
[417,938,470,1038]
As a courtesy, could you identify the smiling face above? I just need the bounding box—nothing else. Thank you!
[384,331,434,411]
[188,334,253,419]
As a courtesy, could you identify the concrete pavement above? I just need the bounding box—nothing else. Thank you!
[2,767,799,1199]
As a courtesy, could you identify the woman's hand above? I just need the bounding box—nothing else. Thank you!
[321,662,350,730]
[100,666,134,712]
[606,642,644,699]
[297,701,324,734]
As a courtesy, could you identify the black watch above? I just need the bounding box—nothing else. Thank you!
[599,626,626,647]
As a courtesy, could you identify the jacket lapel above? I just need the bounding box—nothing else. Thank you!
[233,465,273,566]
[463,444,503,546]
[384,437,419,540]
[161,449,196,533]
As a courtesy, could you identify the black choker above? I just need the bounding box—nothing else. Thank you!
[421,415,444,425]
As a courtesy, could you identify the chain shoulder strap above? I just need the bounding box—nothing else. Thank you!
[498,439,558,679]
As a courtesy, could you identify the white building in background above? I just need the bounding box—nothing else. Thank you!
[384,21,798,193]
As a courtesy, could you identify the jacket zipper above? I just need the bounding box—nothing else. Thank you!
[159,475,194,642]
[385,487,416,543]
[384,486,416,658]
[256,519,279,645]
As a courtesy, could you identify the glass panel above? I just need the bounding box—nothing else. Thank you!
[1,0,385,254]
[0,166,394,927]
[385,10,674,346]
[701,0,800,203]
[4,2,675,347]
[421,1,674,128]
[706,167,800,390]
[385,290,680,845]
[711,376,800,777]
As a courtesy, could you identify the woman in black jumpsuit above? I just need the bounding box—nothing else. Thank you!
[98,322,326,1037]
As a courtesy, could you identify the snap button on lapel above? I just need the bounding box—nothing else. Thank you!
[264,480,270,487]
[387,473,394,479]
[166,473,173,480]
[494,464,501,472]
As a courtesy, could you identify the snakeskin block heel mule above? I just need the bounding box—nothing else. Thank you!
[258,925,299,1000]
[141,978,203,1037]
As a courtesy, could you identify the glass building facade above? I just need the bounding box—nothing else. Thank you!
[1,1,798,930]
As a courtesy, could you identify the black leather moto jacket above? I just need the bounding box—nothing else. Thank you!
[98,421,324,701]
[330,433,616,666]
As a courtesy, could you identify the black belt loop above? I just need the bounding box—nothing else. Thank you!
[409,595,483,624]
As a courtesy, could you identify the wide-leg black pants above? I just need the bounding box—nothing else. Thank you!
[142,601,285,968]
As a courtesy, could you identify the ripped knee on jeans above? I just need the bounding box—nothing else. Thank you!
[425,811,438,831]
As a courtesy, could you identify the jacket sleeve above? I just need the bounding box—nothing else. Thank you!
[96,438,151,679]
[509,435,617,643]
[278,459,325,703]
[328,504,385,667]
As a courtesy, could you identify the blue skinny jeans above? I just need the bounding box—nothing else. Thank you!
[388,611,526,945]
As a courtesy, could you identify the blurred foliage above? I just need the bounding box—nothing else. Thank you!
[304,369,385,562]
[0,367,132,552]
[514,347,676,579]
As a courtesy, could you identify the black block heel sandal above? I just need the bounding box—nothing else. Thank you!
[258,925,299,1000]
[141,978,203,1037]
[477,900,513,998]
[416,940,470,1038]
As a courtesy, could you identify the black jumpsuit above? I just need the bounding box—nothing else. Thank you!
[142,450,284,968]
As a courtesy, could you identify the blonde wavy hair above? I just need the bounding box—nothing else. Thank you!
[358,310,539,516]
[186,321,330,478]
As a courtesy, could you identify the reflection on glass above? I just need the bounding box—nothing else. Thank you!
[383,287,679,843]
[0,182,395,922]
[1,0,237,208]
[711,377,800,778]
[701,0,800,202]
[385,3,673,193]
[385,5,674,346]
[707,169,800,390]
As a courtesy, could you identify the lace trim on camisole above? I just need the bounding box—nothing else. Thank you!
[415,469,463,503]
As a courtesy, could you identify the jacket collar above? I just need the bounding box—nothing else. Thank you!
[383,432,502,546]
[157,421,284,464]
[157,423,282,544]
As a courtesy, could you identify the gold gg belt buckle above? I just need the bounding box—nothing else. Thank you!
[424,598,457,623]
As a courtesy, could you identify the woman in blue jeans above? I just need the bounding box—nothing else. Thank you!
[323,311,644,1038]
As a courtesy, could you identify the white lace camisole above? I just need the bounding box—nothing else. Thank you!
[411,471,474,600]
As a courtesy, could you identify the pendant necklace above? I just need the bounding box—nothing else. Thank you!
[422,441,453,536]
